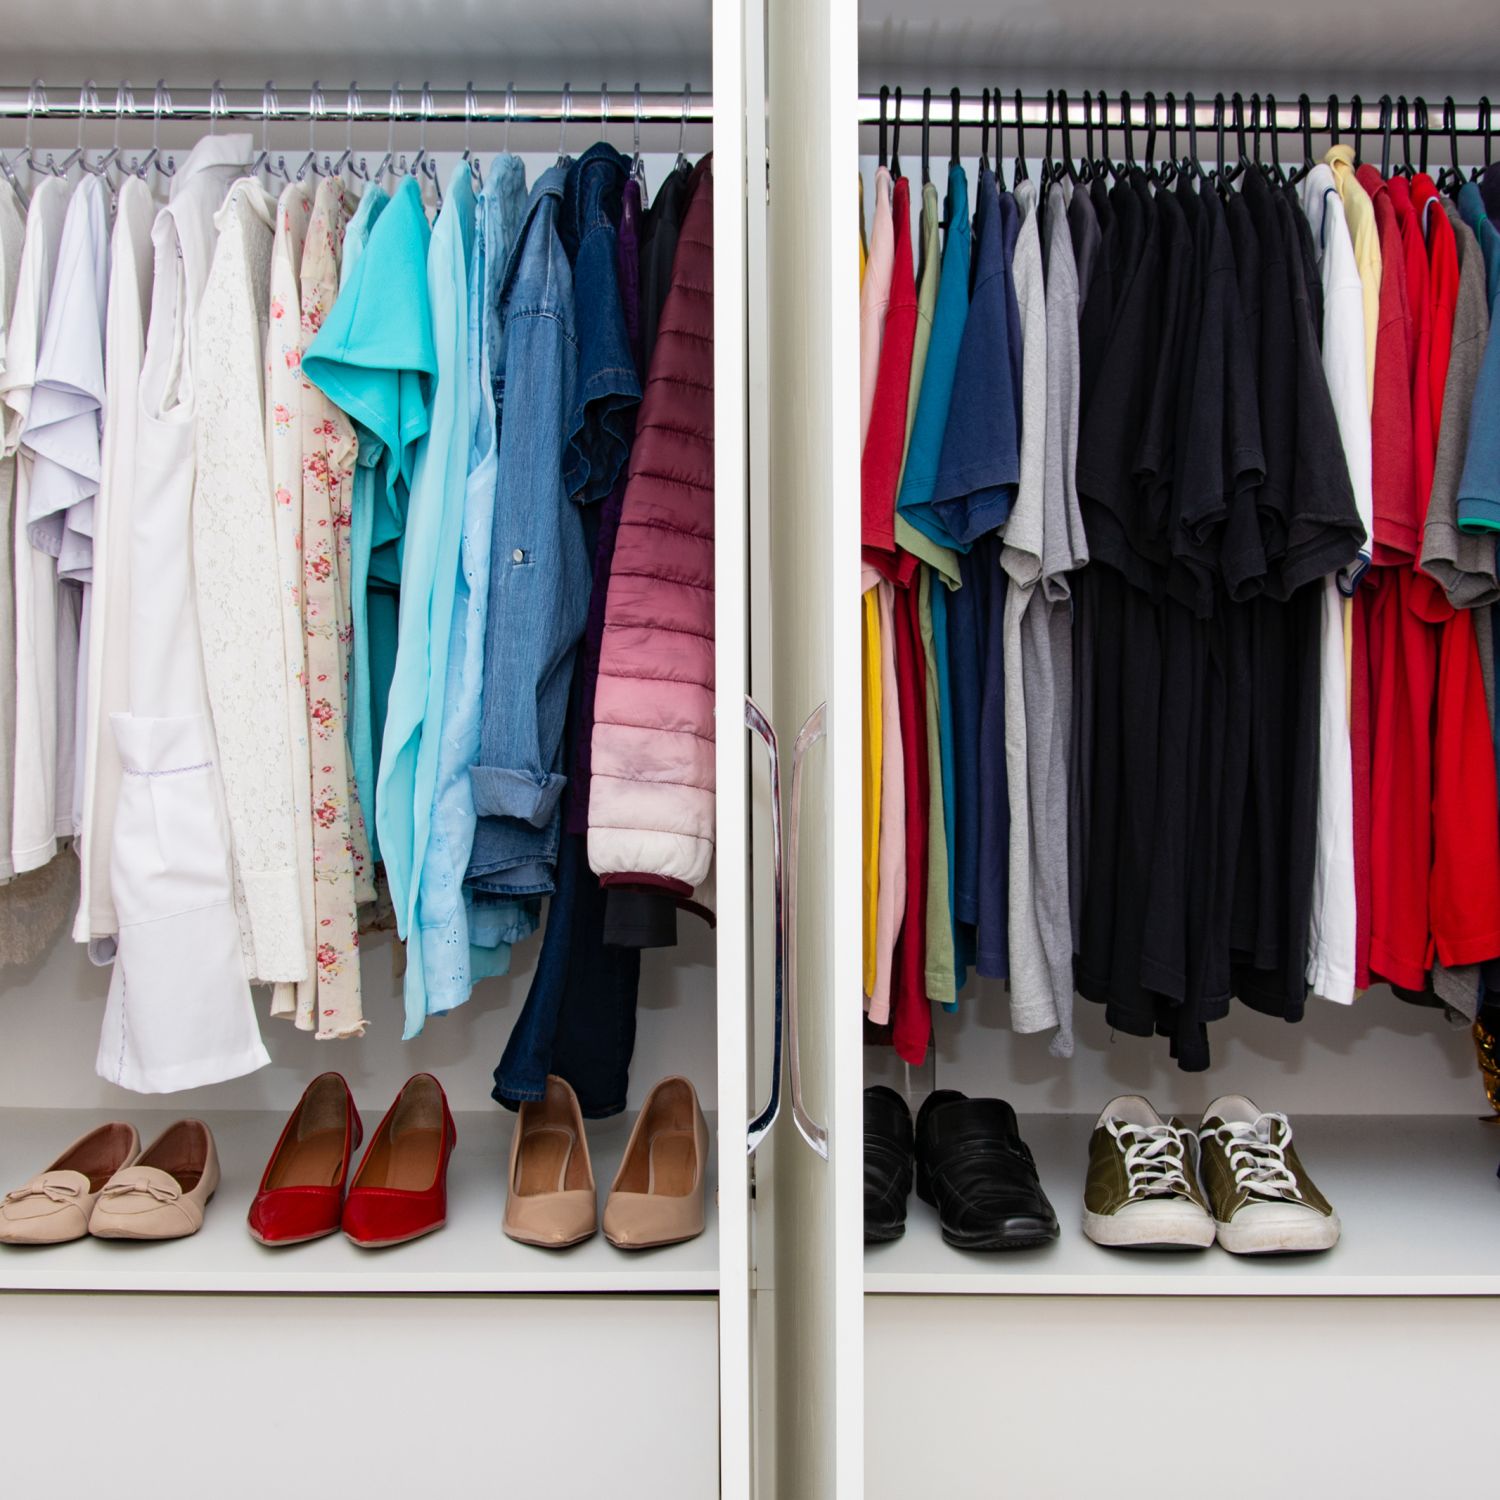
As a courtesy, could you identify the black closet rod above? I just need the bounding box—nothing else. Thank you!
[860,89,1495,138]
[0,81,712,126]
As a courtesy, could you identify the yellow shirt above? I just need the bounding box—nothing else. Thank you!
[1325,145,1382,414]
[859,173,867,286]
[861,587,881,995]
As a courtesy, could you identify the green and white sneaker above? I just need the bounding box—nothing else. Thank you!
[1082,1096,1215,1249]
[1197,1096,1341,1256]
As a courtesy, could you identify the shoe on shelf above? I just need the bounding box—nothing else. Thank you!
[342,1074,456,1250]
[89,1120,219,1241]
[1197,1095,1341,1256]
[863,1085,915,1244]
[603,1076,710,1251]
[503,1075,599,1250]
[914,1091,1059,1251]
[248,1073,364,1247]
[0,1123,141,1245]
[1082,1095,1215,1250]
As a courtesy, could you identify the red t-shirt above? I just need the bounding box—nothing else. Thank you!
[889,582,931,1064]
[862,174,919,587]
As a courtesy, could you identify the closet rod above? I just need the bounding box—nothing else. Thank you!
[0,83,712,125]
[859,90,1495,138]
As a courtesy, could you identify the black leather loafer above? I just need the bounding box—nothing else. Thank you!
[863,1085,915,1243]
[914,1090,1059,1250]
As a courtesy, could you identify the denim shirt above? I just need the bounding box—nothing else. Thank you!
[560,142,641,504]
[414,154,537,1020]
[467,163,587,895]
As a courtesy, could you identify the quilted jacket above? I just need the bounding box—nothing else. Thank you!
[588,156,715,898]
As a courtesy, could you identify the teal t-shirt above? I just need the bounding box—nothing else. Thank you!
[375,164,476,1038]
[304,175,437,863]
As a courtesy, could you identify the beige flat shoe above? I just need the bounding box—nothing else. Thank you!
[503,1076,598,1249]
[604,1076,710,1250]
[89,1120,220,1241]
[0,1123,141,1245]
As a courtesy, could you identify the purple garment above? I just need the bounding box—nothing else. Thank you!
[564,175,643,834]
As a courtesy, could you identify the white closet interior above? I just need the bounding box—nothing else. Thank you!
[0,5,765,1497]
[844,5,1500,1498]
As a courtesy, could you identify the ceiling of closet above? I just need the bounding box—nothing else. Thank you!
[860,0,1500,92]
[3,0,712,85]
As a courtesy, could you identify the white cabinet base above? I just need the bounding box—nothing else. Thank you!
[867,1294,1500,1498]
[4,1292,720,1497]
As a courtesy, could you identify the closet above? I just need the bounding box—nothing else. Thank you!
[761,2,1500,1497]
[0,4,795,1496]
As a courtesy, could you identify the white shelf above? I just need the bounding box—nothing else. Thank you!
[0,1106,719,1294]
[865,1113,1500,1296]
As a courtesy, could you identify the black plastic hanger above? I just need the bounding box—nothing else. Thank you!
[1438,97,1463,195]
[1186,90,1207,181]
[1475,96,1493,180]
[1165,90,1179,176]
[1265,93,1288,186]
[1289,93,1314,185]
[979,86,991,174]
[1081,89,1095,183]
[1396,94,1413,177]
[878,84,889,168]
[1121,90,1136,175]
[1059,88,1079,186]
[1227,91,1250,182]
[891,85,904,179]
[949,86,961,169]
[1213,92,1227,182]
[1041,88,1056,191]
[1143,90,1159,181]
[1415,97,1430,177]
[921,87,932,186]
[1098,89,1115,180]
[1013,89,1029,183]
[993,83,1006,191]
[1350,93,1364,165]
[1327,93,1341,150]
[1379,94,1394,178]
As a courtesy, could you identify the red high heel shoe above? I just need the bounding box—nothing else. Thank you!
[342,1074,457,1249]
[247,1073,363,1246]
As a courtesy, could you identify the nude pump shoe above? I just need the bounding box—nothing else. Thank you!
[603,1076,710,1250]
[0,1123,141,1245]
[503,1075,598,1249]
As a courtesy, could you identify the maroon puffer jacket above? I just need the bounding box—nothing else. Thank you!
[587,156,715,899]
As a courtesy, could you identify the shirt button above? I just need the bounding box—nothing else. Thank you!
[512,548,524,563]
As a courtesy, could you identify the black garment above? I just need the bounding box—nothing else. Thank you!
[864,1086,916,1243]
[637,160,693,373]
[914,1091,1059,1251]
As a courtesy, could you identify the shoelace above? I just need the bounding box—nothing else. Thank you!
[1106,1119,1192,1199]
[3,1178,80,1206]
[1200,1112,1302,1201]
[100,1178,181,1205]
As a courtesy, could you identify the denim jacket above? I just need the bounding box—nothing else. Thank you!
[467,163,586,895]
[560,142,641,505]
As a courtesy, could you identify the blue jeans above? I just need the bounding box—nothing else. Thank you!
[492,830,641,1118]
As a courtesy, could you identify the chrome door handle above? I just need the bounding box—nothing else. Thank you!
[786,701,829,1159]
[745,695,783,1157]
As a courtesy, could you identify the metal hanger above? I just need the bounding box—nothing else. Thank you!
[329,82,368,182]
[296,81,329,181]
[632,82,647,186]
[556,81,573,167]
[676,85,690,172]
[251,82,290,183]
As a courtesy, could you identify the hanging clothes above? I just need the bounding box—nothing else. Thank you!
[98,133,268,1094]
[0,177,29,882]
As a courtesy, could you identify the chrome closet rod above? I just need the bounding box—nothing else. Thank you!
[0,83,711,124]
[858,90,1496,139]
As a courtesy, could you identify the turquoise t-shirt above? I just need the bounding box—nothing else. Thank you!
[374,165,476,1037]
[896,162,972,551]
[304,175,437,865]
[1455,183,1500,533]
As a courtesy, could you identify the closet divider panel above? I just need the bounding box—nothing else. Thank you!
[758,0,864,1496]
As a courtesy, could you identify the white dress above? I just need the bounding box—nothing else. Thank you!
[75,174,154,952]
[0,178,28,880]
[2,177,69,876]
[97,134,270,1094]
[193,176,307,987]
[25,173,110,855]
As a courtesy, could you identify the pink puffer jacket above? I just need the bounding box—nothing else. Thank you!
[588,157,715,898]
